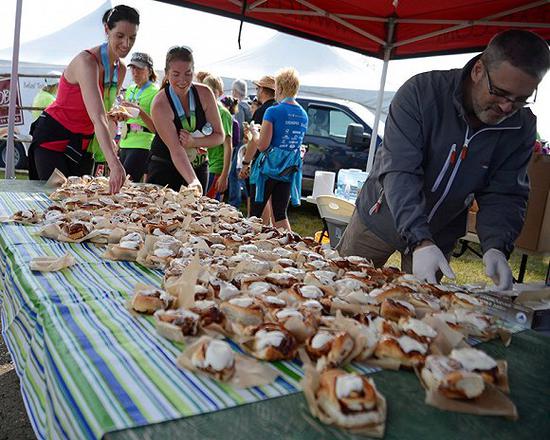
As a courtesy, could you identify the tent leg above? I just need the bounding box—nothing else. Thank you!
[366,50,390,173]
[5,0,24,180]
[366,18,395,174]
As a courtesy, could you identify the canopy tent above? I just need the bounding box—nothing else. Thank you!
[0,1,107,65]
[156,0,550,170]
[205,32,395,117]
[4,0,550,177]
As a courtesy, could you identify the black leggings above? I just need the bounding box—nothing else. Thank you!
[119,148,150,182]
[147,157,209,192]
[29,144,94,180]
[250,179,291,222]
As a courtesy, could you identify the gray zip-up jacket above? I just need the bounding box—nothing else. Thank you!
[356,56,536,257]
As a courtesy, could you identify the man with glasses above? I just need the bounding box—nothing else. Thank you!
[338,30,550,291]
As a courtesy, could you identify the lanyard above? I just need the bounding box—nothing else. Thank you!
[100,43,119,88]
[129,81,151,103]
[168,84,196,132]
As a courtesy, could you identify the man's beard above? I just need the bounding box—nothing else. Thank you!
[472,100,518,126]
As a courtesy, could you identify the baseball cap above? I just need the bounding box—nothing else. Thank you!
[44,70,62,86]
[128,52,153,69]
[253,75,275,90]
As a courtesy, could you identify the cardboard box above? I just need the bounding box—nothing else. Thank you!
[515,154,550,252]
[468,154,550,252]
[475,287,550,330]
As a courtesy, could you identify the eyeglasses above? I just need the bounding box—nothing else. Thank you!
[484,63,537,107]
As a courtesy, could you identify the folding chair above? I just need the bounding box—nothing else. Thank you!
[315,195,355,248]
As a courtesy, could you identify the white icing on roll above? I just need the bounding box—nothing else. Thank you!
[247,282,274,296]
[263,296,286,306]
[154,247,175,258]
[122,232,142,242]
[393,299,415,313]
[228,297,254,308]
[239,244,258,254]
[299,285,324,299]
[335,375,364,399]
[400,318,437,338]
[255,330,285,350]
[152,228,166,236]
[334,278,365,293]
[119,240,140,250]
[218,282,239,300]
[454,292,482,306]
[204,340,235,371]
[454,309,489,331]
[368,288,385,298]
[302,300,323,310]
[434,312,457,325]
[192,300,216,310]
[276,308,303,320]
[450,348,497,371]
[311,331,334,349]
[397,335,427,354]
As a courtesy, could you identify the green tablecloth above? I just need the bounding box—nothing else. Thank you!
[105,330,550,440]
[1,181,549,440]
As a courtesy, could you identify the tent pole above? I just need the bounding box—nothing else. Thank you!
[5,0,23,180]
[366,19,394,173]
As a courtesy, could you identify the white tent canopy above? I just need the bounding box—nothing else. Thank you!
[0,0,108,66]
[206,32,394,117]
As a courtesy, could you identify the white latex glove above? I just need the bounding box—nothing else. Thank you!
[412,244,456,284]
[483,248,513,291]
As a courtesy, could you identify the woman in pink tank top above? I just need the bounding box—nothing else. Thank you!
[28,5,140,194]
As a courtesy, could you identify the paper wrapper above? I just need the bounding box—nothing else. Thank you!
[103,244,139,262]
[176,336,279,388]
[36,223,101,243]
[30,253,76,272]
[423,316,465,356]
[300,365,387,438]
[416,362,516,419]
[164,254,202,308]
[45,168,67,187]
[329,312,377,365]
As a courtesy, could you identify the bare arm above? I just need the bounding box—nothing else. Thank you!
[72,52,125,193]
[215,134,233,193]
[256,120,273,152]
[150,91,200,190]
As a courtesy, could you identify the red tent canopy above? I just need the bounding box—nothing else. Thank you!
[156,0,550,59]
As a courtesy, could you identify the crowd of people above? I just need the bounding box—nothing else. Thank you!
[26,3,550,289]
[28,3,306,230]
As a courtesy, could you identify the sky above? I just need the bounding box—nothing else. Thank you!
[2,0,549,139]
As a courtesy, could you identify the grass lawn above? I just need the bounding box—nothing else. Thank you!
[288,202,548,286]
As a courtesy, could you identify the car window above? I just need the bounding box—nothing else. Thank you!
[306,106,330,137]
[329,109,354,139]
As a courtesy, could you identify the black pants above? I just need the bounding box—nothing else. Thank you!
[119,148,150,182]
[147,156,209,192]
[29,144,94,180]
[250,179,291,222]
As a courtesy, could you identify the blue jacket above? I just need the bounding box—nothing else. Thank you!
[356,55,536,257]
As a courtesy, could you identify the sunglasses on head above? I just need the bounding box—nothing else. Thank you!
[168,45,193,55]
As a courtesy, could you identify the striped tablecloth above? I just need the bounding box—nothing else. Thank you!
[0,191,379,440]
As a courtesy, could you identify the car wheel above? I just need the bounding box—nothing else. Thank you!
[0,140,28,169]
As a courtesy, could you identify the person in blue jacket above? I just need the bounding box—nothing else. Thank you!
[337,30,550,291]
[245,68,308,231]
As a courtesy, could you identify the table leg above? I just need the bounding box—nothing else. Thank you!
[318,219,329,244]
[517,254,528,284]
